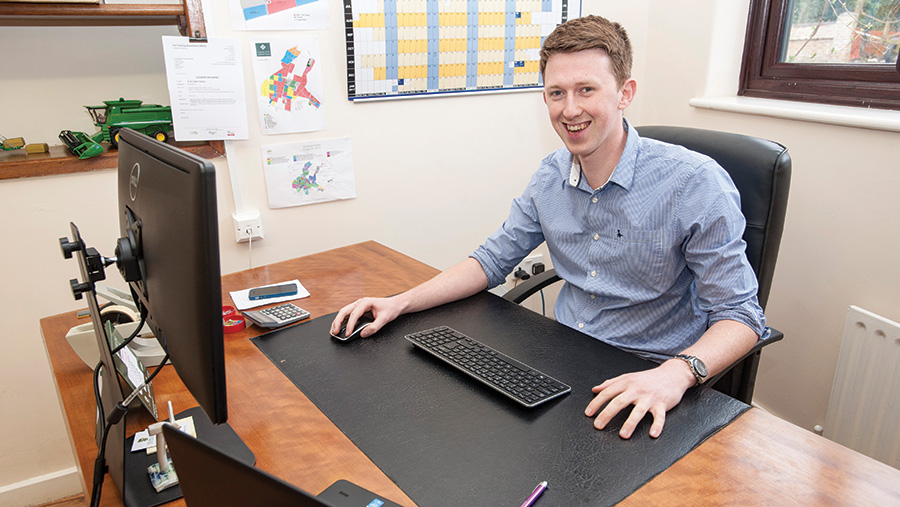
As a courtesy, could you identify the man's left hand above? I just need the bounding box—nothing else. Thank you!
[584,359,696,439]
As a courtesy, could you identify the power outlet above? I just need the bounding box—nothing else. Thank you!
[512,254,544,280]
[233,211,264,243]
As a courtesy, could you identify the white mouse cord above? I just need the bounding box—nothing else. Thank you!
[247,226,253,269]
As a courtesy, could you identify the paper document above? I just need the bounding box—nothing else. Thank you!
[250,36,325,135]
[230,279,310,310]
[230,0,329,31]
[162,37,250,141]
[262,137,356,209]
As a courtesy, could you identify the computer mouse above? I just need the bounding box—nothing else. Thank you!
[330,312,375,341]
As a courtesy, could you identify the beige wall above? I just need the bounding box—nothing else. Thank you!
[632,0,900,434]
[2,0,898,503]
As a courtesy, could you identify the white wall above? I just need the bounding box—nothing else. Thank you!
[3,0,899,503]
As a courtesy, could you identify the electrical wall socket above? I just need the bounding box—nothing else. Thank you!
[233,211,264,243]
[513,254,544,280]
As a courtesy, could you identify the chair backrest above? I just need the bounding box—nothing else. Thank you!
[636,126,792,310]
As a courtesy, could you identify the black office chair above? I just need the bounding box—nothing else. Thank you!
[503,125,792,404]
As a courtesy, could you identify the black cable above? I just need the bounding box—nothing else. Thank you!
[89,362,108,507]
[110,312,147,355]
[143,352,169,385]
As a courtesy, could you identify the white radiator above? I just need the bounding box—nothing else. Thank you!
[823,306,900,469]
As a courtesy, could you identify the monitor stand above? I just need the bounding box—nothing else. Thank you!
[61,222,253,507]
[121,407,254,507]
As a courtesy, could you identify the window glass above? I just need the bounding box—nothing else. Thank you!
[783,0,899,65]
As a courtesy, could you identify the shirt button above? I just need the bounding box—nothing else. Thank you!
[593,233,599,240]
[592,197,598,203]
[590,294,596,299]
[590,270,597,277]
[578,323,585,329]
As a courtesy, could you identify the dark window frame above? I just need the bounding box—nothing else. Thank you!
[740,0,900,110]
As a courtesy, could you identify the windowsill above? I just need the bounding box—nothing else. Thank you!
[689,96,900,133]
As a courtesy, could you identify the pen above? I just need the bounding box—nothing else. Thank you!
[520,481,548,507]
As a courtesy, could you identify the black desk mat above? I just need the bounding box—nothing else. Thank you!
[252,292,748,506]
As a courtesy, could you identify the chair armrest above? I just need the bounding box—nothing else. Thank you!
[502,269,560,304]
[706,326,784,390]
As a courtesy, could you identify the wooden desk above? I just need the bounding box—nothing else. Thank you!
[42,241,900,506]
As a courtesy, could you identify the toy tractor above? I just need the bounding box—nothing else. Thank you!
[59,98,174,159]
[1,135,25,151]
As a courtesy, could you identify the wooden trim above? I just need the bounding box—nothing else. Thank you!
[0,141,224,181]
[183,0,206,39]
[739,0,900,110]
[0,3,184,17]
[0,2,205,35]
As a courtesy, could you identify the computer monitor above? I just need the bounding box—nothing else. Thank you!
[116,128,227,424]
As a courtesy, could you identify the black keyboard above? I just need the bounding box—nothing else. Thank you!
[405,326,571,408]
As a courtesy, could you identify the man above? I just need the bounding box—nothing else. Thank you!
[331,15,766,439]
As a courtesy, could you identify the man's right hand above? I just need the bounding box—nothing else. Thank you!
[330,257,490,339]
[330,297,404,339]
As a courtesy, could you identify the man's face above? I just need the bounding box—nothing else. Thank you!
[542,49,635,164]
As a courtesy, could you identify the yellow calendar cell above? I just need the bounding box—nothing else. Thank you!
[479,12,502,26]
[359,13,385,28]
[478,37,505,51]
[515,36,541,50]
[439,12,465,26]
[439,38,464,52]
[516,12,531,25]
[515,61,539,74]
[439,63,465,77]
[375,67,386,81]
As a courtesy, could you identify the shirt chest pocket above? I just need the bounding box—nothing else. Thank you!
[595,228,670,291]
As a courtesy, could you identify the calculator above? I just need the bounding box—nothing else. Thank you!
[242,303,310,329]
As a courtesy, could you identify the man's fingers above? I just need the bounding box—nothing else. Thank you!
[648,406,666,438]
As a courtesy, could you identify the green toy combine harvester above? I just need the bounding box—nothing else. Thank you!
[60,98,174,159]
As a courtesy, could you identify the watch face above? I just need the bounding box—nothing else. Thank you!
[694,358,708,377]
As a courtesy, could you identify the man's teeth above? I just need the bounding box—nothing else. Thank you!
[566,123,587,132]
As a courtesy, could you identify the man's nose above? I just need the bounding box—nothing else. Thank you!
[562,95,582,118]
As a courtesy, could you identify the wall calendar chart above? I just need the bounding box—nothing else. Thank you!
[343,0,576,100]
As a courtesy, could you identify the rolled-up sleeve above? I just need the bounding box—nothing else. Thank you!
[678,161,767,338]
[471,172,547,289]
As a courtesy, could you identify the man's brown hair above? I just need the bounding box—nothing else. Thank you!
[539,15,633,87]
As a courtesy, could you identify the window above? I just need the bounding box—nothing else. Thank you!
[740,0,900,110]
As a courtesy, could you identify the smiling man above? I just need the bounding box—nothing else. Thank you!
[332,15,766,439]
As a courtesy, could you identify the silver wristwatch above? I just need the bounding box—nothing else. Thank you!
[674,354,708,385]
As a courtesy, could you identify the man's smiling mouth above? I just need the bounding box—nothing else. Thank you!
[566,122,589,133]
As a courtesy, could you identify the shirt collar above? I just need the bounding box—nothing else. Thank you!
[565,117,638,192]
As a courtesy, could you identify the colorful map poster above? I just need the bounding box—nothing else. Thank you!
[251,36,325,135]
[230,0,329,30]
[344,0,577,100]
[262,138,357,208]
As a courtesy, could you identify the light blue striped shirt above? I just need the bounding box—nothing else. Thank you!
[472,120,766,362]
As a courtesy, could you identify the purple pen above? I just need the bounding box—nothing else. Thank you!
[520,481,548,507]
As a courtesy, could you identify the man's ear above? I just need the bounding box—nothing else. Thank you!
[618,78,637,110]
